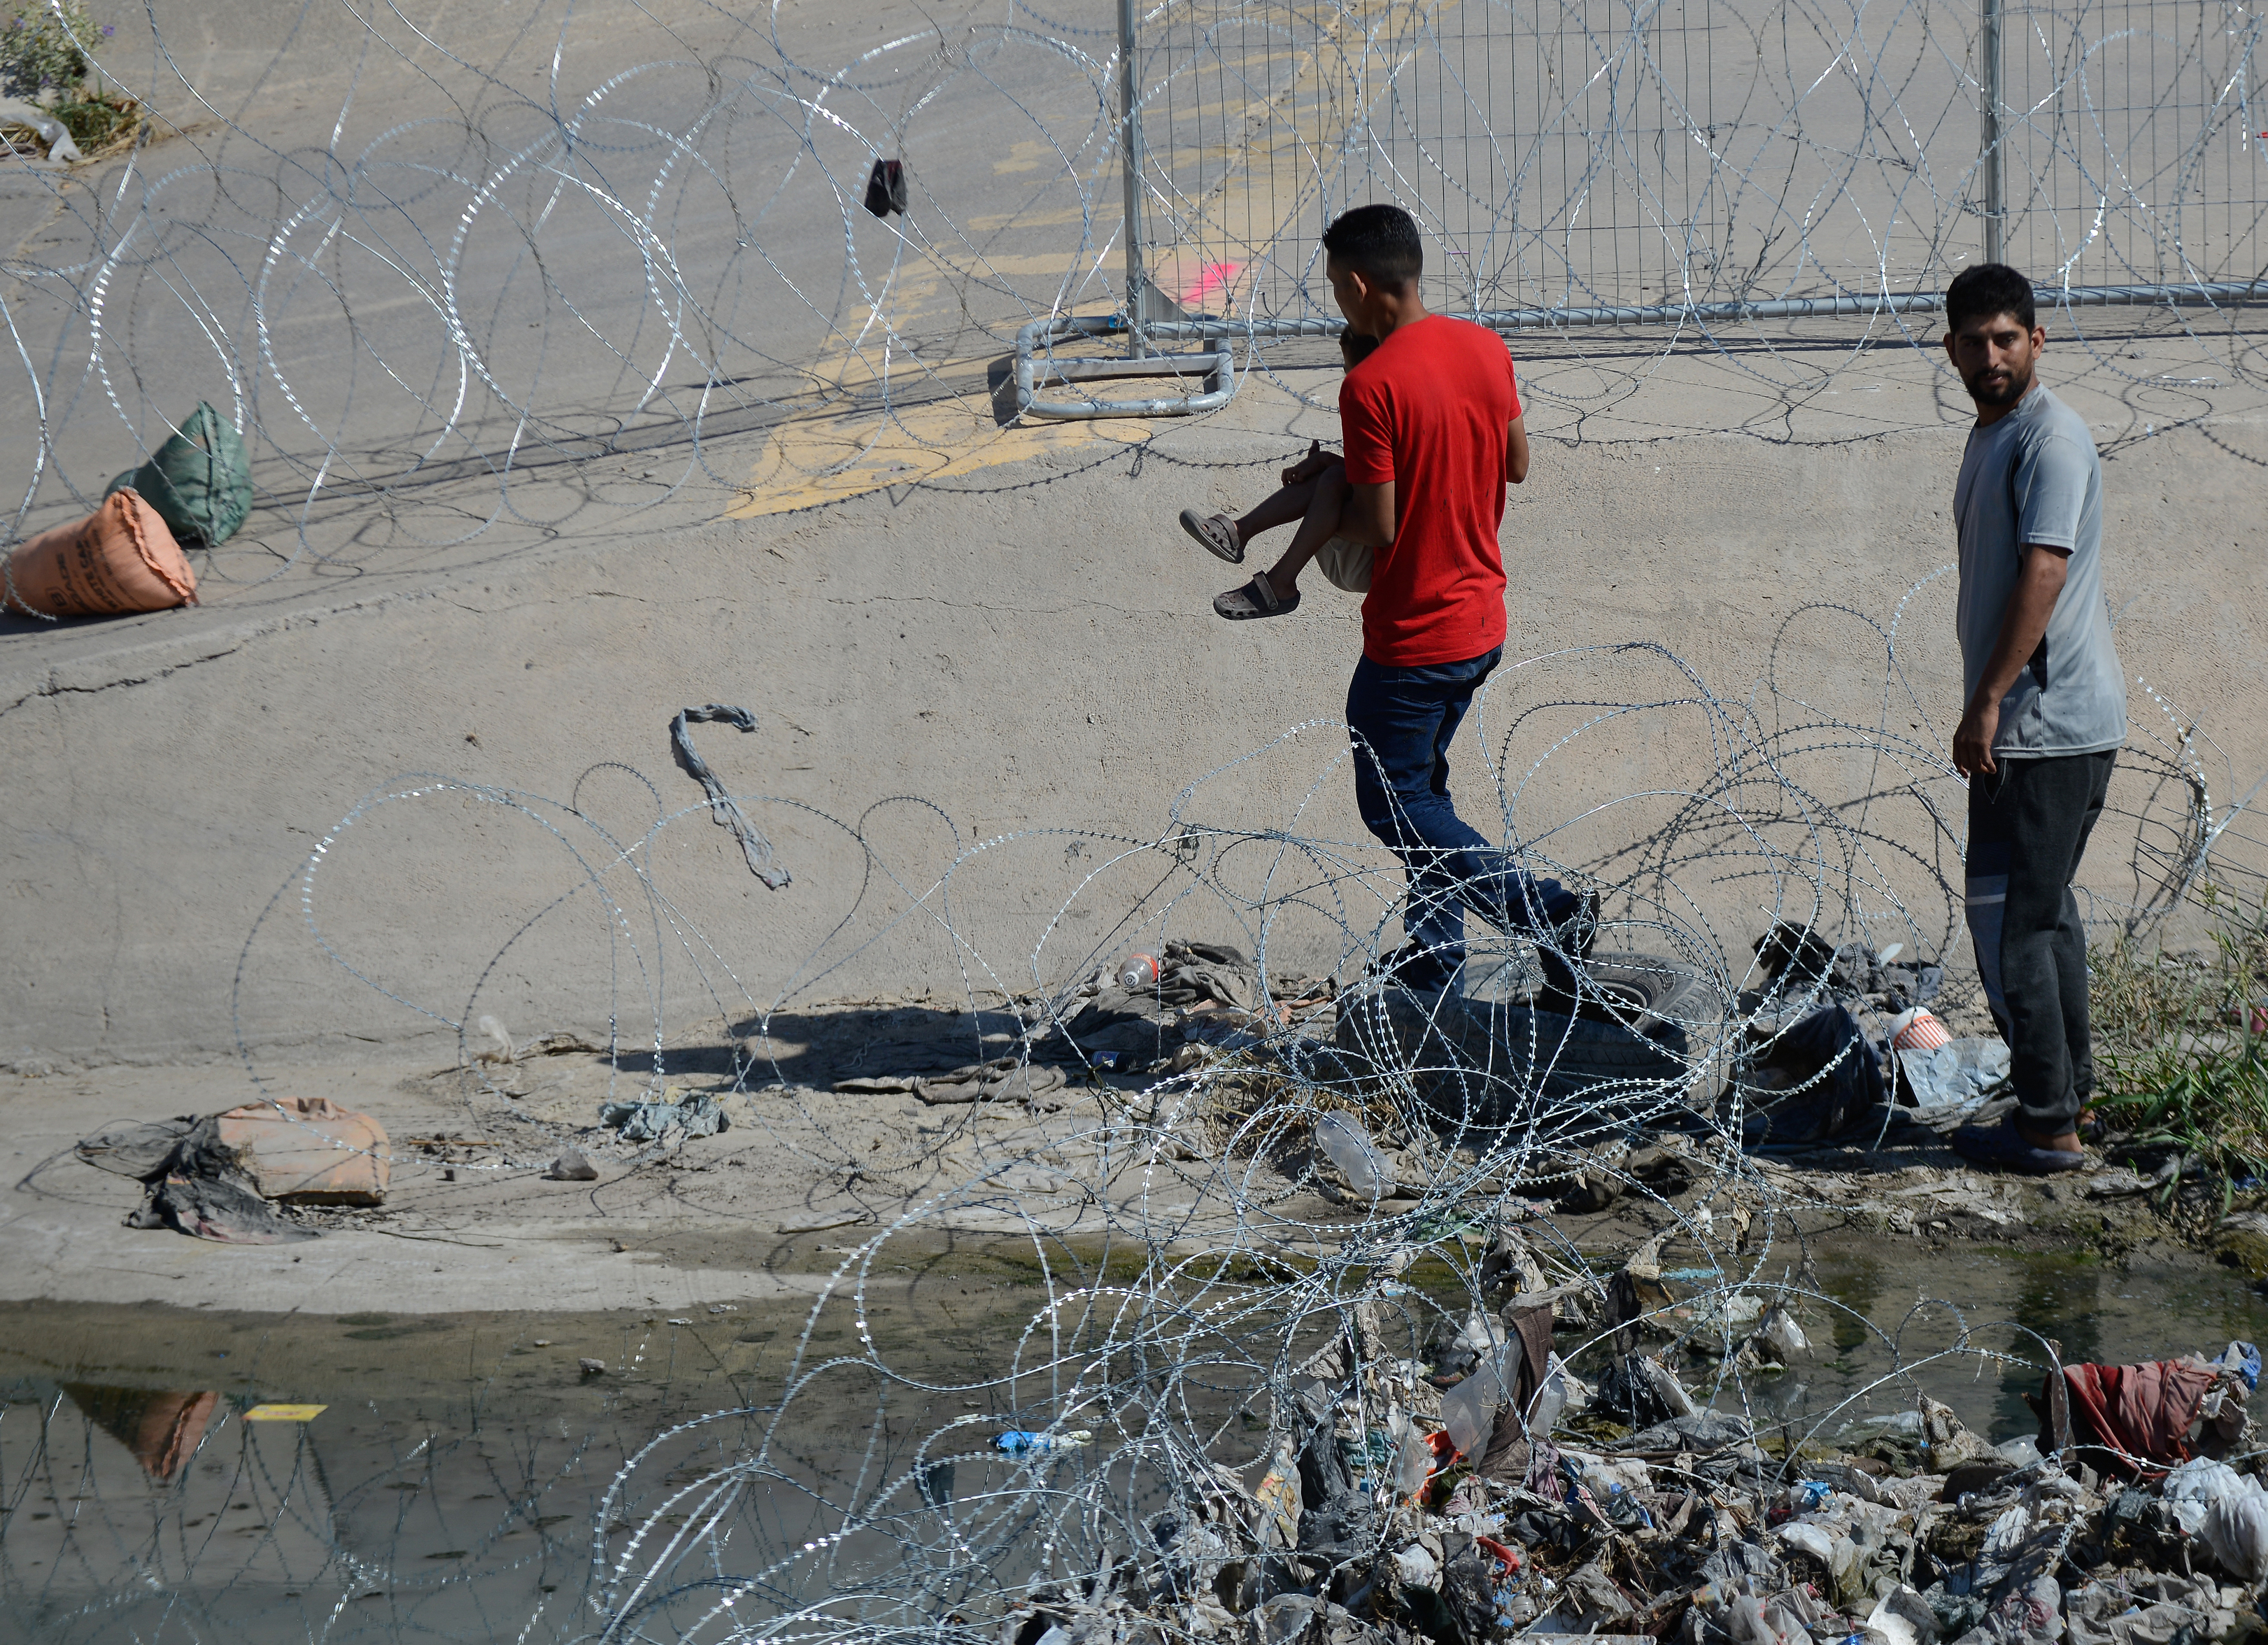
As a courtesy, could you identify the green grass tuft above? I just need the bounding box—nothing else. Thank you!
[2090,885,2268,1203]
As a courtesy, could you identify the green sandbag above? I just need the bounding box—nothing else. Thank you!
[104,402,253,547]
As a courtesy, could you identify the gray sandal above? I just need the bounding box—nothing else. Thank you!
[1215,573,1300,620]
[1180,509,1244,564]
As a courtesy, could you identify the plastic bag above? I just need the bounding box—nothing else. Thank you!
[2162,1457,2247,1535]
[1387,1409,1432,1495]
[1758,1304,1810,1360]
[2204,1483,2268,1579]
[105,401,253,548]
[1528,1362,1570,1436]
[1441,1342,1509,1458]
[1895,1036,2012,1113]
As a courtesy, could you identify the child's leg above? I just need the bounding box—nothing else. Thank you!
[1258,463,1349,600]
[1231,476,1317,549]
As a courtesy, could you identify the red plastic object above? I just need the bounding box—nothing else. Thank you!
[1475,1535,1522,1572]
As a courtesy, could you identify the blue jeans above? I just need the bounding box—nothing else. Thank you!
[1346,646,1580,987]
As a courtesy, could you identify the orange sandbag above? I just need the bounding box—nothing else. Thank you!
[212,1095,390,1204]
[2,487,197,617]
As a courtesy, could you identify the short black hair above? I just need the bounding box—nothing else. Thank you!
[1945,262,2035,332]
[1322,204,1422,288]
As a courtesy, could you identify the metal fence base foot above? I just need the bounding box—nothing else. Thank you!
[1013,314,1235,420]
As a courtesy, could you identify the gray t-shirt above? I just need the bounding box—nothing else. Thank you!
[1953,383,2126,756]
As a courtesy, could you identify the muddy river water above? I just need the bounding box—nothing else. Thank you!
[3,1239,2262,1643]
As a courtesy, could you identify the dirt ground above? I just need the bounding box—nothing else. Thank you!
[5,989,2248,1320]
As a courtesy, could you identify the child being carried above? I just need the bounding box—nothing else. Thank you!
[1178,331,1378,620]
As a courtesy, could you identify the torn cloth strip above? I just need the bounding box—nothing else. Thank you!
[2049,1358,2233,1477]
[669,705,791,889]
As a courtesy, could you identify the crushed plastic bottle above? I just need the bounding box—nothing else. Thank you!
[1441,1345,1508,1459]
[995,1429,1093,1454]
[1313,1111,1391,1200]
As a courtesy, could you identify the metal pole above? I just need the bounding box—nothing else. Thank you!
[1119,0,1147,359]
[1981,0,2004,264]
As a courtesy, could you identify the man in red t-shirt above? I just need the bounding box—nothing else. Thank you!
[1319,204,1589,993]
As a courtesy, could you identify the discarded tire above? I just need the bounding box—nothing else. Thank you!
[1333,952,1724,1140]
[1549,952,1715,1033]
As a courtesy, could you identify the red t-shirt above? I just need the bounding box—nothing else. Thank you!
[1339,316,1520,667]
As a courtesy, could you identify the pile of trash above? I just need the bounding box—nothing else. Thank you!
[1000,1287,2268,1645]
[811,923,2001,1146]
[1738,924,2012,1148]
[74,1096,389,1243]
[1045,939,1331,1073]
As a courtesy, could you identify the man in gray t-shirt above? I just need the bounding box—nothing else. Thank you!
[1943,264,2126,1177]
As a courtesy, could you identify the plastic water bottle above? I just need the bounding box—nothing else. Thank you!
[1313,1112,1390,1200]
[1119,952,1161,991]
[1527,1364,1570,1436]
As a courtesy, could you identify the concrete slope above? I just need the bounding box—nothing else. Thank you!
[6,353,2265,1064]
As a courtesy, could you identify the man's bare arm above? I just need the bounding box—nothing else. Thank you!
[1340,480,1397,547]
[1952,545,2070,777]
[1506,414,1530,484]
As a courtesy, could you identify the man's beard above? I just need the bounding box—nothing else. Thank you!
[1964,362,2032,407]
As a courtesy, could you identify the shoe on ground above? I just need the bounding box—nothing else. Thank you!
[1363,942,1459,996]
[1949,1115,2088,1175]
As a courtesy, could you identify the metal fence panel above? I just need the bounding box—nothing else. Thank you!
[1124,0,2263,332]
[2001,0,2266,288]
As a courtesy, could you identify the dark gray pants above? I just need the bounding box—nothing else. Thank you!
[1964,749,2116,1134]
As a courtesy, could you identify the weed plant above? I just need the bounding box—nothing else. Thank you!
[0,3,139,160]
[2090,886,2268,1201]
[0,1,104,98]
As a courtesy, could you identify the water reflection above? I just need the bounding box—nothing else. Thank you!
[61,1384,220,1481]
[1,1308,763,1642]
[1,1244,2264,1644]
[7,1385,339,1621]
